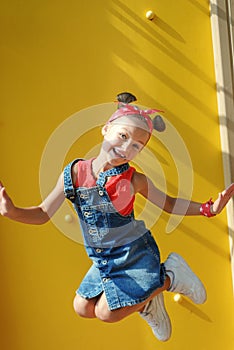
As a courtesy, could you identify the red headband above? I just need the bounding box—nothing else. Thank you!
[108,104,164,134]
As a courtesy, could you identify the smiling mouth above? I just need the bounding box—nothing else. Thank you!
[113,148,126,159]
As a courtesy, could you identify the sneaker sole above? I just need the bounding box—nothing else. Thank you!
[152,293,172,341]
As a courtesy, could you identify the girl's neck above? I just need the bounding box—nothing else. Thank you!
[91,157,113,179]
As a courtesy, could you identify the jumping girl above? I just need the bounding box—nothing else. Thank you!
[1,92,233,341]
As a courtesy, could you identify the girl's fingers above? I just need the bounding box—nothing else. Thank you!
[220,184,234,198]
[225,183,234,195]
[0,186,4,197]
[0,186,8,202]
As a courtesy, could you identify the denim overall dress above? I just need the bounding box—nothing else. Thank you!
[64,159,166,310]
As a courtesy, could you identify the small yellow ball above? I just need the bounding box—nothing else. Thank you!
[146,10,155,21]
[173,293,182,302]
[64,214,73,223]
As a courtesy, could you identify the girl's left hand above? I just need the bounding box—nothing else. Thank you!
[212,183,234,214]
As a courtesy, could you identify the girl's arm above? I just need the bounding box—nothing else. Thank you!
[0,173,65,225]
[133,172,234,216]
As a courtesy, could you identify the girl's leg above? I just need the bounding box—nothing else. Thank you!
[73,253,206,342]
[73,276,170,321]
[73,277,171,342]
[73,294,98,318]
[94,276,171,323]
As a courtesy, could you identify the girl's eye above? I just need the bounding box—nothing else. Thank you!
[120,133,127,139]
[133,143,140,150]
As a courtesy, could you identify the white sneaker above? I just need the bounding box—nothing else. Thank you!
[164,253,207,304]
[140,293,171,342]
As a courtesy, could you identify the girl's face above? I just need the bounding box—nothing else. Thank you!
[101,116,150,166]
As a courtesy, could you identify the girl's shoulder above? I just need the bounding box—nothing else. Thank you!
[71,158,94,188]
[70,158,87,187]
[71,161,79,187]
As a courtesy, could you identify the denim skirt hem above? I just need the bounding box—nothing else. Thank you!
[76,231,166,311]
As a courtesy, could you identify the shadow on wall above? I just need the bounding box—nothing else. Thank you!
[111,0,215,88]
[179,221,231,261]
[188,0,210,16]
[107,0,221,188]
[175,295,212,322]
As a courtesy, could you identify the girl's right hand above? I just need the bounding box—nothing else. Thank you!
[0,173,65,224]
[0,182,15,217]
[212,183,234,215]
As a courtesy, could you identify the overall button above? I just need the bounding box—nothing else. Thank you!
[102,260,108,265]
[95,248,102,253]
[98,190,104,196]
[89,228,97,234]
[84,212,91,217]
[102,277,110,283]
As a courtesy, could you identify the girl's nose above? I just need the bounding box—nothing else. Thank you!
[121,140,131,152]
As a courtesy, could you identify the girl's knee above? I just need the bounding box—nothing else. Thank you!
[95,307,116,323]
[73,294,95,319]
[94,294,121,323]
[95,303,121,323]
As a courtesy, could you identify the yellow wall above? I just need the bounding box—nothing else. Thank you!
[0,0,233,349]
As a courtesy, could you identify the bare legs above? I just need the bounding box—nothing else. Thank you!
[73,275,171,323]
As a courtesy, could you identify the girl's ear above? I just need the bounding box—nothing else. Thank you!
[102,124,111,136]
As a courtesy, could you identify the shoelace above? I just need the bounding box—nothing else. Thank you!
[142,311,160,327]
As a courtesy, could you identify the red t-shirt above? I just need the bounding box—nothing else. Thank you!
[75,159,135,216]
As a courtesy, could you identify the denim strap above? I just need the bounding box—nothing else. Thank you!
[63,158,82,202]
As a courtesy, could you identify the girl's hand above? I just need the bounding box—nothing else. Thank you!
[0,182,16,217]
[0,173,65,224]
[212,183,234,214]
